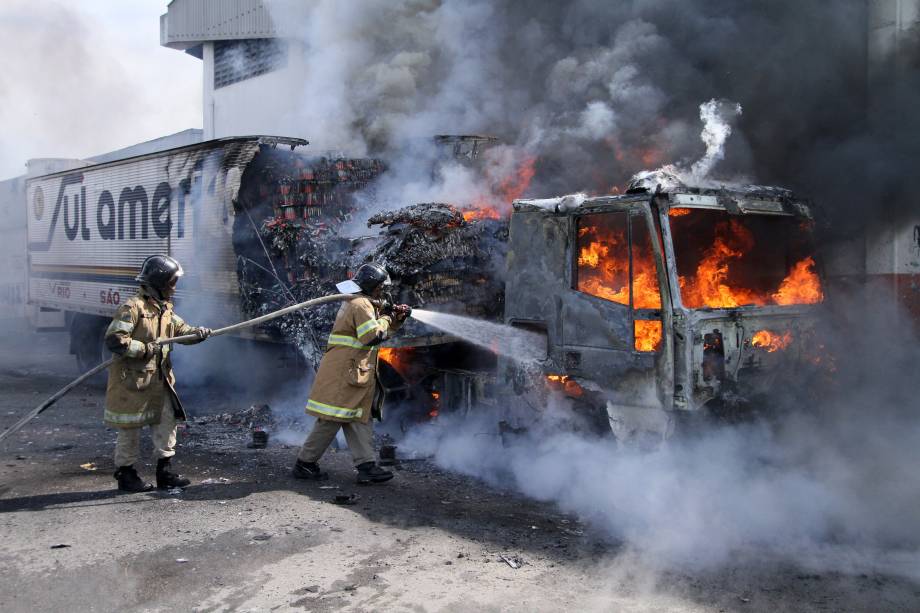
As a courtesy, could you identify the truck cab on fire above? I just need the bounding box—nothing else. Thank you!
[505,183,824,441]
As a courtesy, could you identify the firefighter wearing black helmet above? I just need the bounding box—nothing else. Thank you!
[103,255,212,492]
[293,262,411,484]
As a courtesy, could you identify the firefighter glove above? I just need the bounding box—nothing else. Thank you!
[194,327,212,340]
[392,304,412,322]
[144,342,162,359]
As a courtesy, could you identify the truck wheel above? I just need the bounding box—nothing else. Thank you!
[70,314,110,384]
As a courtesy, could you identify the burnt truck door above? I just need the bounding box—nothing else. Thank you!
[563,197,674,417]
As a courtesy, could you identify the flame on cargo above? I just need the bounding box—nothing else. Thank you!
[429,390,440,418]
[751,330,793,352]
[546,374,585,398]
[462,207,502,221]
[461,155,536,221]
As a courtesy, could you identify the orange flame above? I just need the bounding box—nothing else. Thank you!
[429,390,440,417]
[577,222,662,309]
[461,155,536,221]
[634,320,663,352]
[378,347,414,378]
[751,330,793,352]
[497,156,536,203]
[772,257,824,305]
[678,219,823,309]
[668,207,692,217]
[462,207,502,221]
[546,374,584,398]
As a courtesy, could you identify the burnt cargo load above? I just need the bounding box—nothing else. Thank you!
[24,135,384,369]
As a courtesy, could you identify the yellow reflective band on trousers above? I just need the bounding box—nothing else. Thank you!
[306,398,362,420]
[355,318,380,337]
[327,334,371,350]
[104,408,158,425]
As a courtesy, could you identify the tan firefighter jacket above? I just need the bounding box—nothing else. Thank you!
[103,288,203,429]
[305,296,403,423]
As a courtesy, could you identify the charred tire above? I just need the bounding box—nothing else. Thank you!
[570,398,616,439]
[70,314,110,385]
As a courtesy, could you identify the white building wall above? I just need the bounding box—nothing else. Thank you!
[202,40,309,141]
[865,0,920,325]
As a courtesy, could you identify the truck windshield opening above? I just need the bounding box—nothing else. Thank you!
[668,207,823,309]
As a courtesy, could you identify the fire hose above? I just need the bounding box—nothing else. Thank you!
[0,293,355,446]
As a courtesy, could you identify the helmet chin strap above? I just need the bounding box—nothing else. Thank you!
[142,283,168,302]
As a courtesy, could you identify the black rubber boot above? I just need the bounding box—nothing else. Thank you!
[156,458,191,489]
[356,461,394,484]
[292,459,329,480]
[114,466,153,493]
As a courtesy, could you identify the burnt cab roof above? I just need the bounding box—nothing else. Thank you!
[514,183,812,218]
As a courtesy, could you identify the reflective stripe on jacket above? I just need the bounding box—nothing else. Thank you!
[305,296,402,423]
[103,289,200,429]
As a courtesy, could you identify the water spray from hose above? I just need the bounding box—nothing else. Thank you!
[409,309,545,362]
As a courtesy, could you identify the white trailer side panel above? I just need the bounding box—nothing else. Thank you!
[26,140,261,326]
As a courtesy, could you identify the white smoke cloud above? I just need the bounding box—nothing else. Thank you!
[401,401,920,577]
[690,99,744,180]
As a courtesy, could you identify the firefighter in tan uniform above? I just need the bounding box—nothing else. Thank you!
[293,263,410,484]
[104,255,211,492]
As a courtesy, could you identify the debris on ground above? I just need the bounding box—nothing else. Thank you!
[248,429,269,449]
[200,477,231,485]
[49,544,71,549]
[196,404,274,429]
[79,463,97,471]
[499,554,522,569]
[379,444,397,466]
[175,558,189,564]
[333,494,360,506]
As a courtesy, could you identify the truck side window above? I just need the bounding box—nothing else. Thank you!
[631,214,663,352]
[575,212,629,305]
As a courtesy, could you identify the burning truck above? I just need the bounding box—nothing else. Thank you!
[24,134,825,441]
[353,180,825,441]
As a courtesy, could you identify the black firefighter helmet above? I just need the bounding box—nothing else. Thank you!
[135,255,184,292]
[336,262,391,295]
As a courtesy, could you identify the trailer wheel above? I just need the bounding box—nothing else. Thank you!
[70,314,110,384]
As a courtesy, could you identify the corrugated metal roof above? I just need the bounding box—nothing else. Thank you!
[161,0,277,49]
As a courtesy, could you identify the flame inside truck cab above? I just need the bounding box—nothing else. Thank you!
[575,212,664,352]
[668,208,823,309]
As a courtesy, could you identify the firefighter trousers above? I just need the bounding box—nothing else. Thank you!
[297,418,375,466]
[113,395,178,468]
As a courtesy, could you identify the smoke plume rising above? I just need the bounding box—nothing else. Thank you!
[266,0,915,235]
